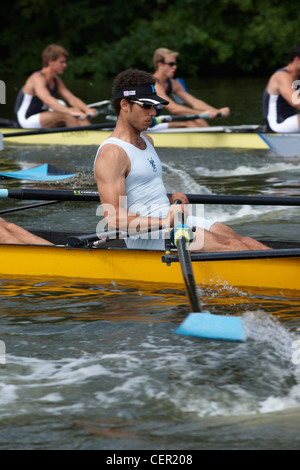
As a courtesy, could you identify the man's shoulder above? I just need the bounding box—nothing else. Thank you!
[98,137,128,158]
[95,138,130,176]
[28,71,49,86]
[272,68,294,89]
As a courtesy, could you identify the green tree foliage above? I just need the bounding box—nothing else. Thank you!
[0,0,299,77]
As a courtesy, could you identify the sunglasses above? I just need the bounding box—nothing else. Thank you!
[132,100,157,110]
[162,61,177,67]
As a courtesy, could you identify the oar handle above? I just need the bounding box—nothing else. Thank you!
[151,111,225,127]
[151,113,210,126]
[79,107,113,120]
[87,100,111,108]
[173,200,194,247]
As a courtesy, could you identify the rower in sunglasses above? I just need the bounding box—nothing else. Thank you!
[94,68,269,253]
[152,47,230,128]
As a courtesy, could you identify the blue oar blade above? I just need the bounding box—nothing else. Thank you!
[0,164,75,181]
[175,312,245,342]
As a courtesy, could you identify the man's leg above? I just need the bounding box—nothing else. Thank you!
[0,218,53,245]
[189,222,270,252]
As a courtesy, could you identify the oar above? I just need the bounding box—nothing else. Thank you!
[0,188,100,201]
[87,100,111,108]
[67,225,167,248]
[0,164,75,181]
[185,194,300,206]
[0,200,62,215]
[81,100,113,120]
[1,188,300,206]
[172,209,245,342]
[48,99,112,120]
[2,122,116,138]
[259,133,300,157]
[151,112,224,127]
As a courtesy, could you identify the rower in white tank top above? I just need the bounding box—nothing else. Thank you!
[95,135,216,250]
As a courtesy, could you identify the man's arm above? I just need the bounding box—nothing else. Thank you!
[155,80,230,118]
[32,74,96,119]
[57,78,98,117]
[94,143,186,233]
[275,72,300,110]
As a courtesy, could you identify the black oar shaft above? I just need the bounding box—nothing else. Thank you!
[0,200,61,215]
[173,206,200,312]
[185,194,300,206]
[0,188,100,201]
[176,236,201,312]
[1,189,300,206]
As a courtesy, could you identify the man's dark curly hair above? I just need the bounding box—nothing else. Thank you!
[111,68,155,115]
[291,43,300,61]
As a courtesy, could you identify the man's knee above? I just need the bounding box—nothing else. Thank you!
[0,217,10,229]
[1,219,18,233]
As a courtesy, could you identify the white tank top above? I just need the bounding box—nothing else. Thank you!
[95,136,216,250]
[96,135,170,218]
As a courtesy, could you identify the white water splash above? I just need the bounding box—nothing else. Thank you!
[195,161,300,178]
[242,311,300,414]
[161,162,212,194]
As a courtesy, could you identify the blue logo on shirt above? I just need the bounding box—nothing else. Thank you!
[151,84,156,93]
[147,157,157,172]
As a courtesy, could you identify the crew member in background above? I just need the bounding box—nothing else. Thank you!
[263,42,300,133]
[152,48,230,128]
[15,44,97,129]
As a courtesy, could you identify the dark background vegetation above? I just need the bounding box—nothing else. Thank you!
[1,0,299,79]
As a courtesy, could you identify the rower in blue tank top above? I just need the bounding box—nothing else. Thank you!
[14,44,97,129]
[152,47,230,128]
[15,71,58,127]
[262,43,300,133]
[94,68,269,253]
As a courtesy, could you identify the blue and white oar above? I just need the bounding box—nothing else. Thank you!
[150,111,225,128]
[259,133,300,157]
[151,113,211,127]
[173,209,245,342]
[0,164,75,182]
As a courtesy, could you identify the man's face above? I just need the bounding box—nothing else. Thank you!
[161,54,178,78]
[126,100,157,132]
[49,55,67,74]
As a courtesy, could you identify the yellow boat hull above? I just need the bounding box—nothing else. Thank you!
[1,127,269,149]
[0,243,299,291]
